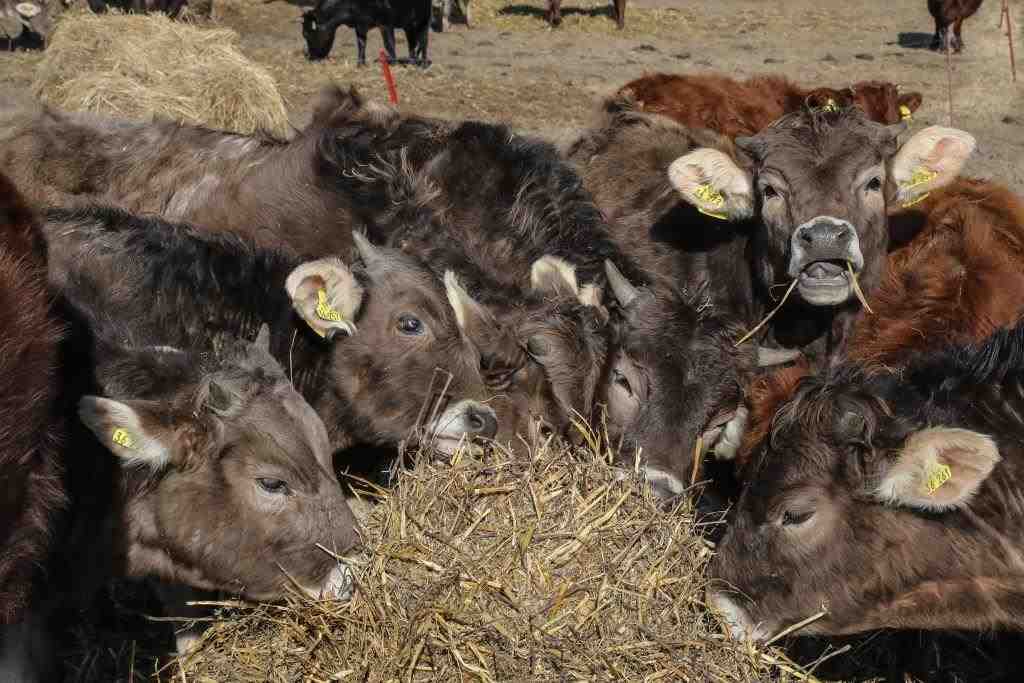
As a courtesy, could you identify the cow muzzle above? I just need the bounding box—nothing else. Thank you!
[706,589,772,642]
[302,561,354,601]
[427,399,499,455]
[787,216,863,306]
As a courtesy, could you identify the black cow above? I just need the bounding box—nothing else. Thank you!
[302,0,432,67]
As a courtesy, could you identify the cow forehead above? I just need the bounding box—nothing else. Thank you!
[757,116,888,179]
[238,382,333,468]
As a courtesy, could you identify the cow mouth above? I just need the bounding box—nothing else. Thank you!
[797,260,853,305]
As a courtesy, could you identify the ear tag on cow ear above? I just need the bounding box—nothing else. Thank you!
[900,167,939,208]
[924,462,952,495]
[823,98,839,113]
[899,105,913,122]
[315,289,344,322]
[112,428,135,450]
[695,183,728,220]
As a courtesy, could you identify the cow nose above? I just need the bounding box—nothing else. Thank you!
[796,219,854,251]
[465,404,498,439]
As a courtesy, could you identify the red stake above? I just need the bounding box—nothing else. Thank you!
[379,48,399,104]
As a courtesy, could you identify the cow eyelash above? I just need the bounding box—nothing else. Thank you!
[781,509,814,526]
[612,368,633,395]
[257,478,290,495]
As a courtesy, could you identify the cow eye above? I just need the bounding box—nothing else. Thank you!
[866,177,883,192]
[612,368,633,396]
[782,509,814,526]
[397,314,424,335]
[256,478,290,495]
[762,184,778,200]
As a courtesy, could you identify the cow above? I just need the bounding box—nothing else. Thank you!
[708,318,1024,640]
[0,324,362,680]
[614,72,925,138]
[0,172,64,628]
[546,0,625,29]
[565,94,976,370]
[40,206,499,456]
[929,0,985,52]
[302,0,432,66]
[739,177,1024,467]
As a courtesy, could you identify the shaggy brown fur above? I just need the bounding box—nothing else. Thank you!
[616,72,924,138]
[0,172,65,624]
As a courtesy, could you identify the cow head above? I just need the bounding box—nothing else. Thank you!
[286,233,498,455]
[302,3,345,61]
[668,107,975,308]
[805,81,925,125]
[708,363,1005,640]
[80,327,359,602]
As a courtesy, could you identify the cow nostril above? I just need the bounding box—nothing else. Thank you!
[467,408,499,439]
[468,412,485,432]
[798,228,814,246]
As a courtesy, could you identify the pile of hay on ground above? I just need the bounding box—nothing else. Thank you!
[32,10,290,138]
[177,432,812,681]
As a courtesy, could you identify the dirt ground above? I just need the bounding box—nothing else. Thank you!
[3,0,1022,191]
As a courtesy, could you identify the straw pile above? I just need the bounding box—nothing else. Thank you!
[31,10,291,138]
[176,433,811,681]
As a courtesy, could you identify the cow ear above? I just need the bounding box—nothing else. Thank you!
[668,149,754,221]
[79,396,174,470]
[444,270,496,336]
[285,257,363,340]
[530,255,579,299]
[890,126,975,209]
[874,427,1000,511]
[897,92,923,120]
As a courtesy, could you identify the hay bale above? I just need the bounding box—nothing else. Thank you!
[179,435,812,681]
[32,10,290,138]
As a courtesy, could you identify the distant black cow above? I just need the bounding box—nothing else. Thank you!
[302,0,432,67]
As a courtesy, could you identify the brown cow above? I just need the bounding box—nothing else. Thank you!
[709,320,1024,639]
[740,177,1024,466]
[566,95,976,371]
[929,0,985,52]
[0,172,64,627]
[615,72,925,139]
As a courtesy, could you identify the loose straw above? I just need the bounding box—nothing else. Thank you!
[847,261,874,314]
[734,279,799,347]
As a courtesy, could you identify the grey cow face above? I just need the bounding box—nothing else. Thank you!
[668,108,976,308]
[80,328,359,601]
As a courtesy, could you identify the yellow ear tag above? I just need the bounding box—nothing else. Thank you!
[823,98,839,113]
[112,428,135,449]
[315,288,343,323]
[899,105,913,121]
[924,462,952,495]
[694,183,728,220]
[900,167,939,208]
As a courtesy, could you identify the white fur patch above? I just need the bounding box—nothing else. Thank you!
[79,396,171,470]
[713,406,749,461]
[641,464,686,498]
[14,2,40,17]
[668,148,754,220]
[875,427,1000,512]
[706,589,771,642]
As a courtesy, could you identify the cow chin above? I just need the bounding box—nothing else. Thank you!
[706,589,773,642]
[299,562,355,602]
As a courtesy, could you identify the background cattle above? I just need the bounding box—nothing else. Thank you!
[302,0,432,66]
[710,318,1024,639]
[566,96,975,370]
[615,72,925,138]
[0,172,64,628]
[929,0,985,52]
[547,0,625,29]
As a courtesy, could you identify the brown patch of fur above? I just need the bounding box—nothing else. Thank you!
[615,72,923,138]
[0,172,66,623]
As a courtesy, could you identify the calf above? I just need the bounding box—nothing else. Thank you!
[0,326,360,680]
[0,172,64,627]
[302,0,432,66]
[709,319,1024,639]
[41,206,498,456]
[929,0,984,52]
[566,95,975,369]
[615,72,925,138]
[546,0,625,29]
